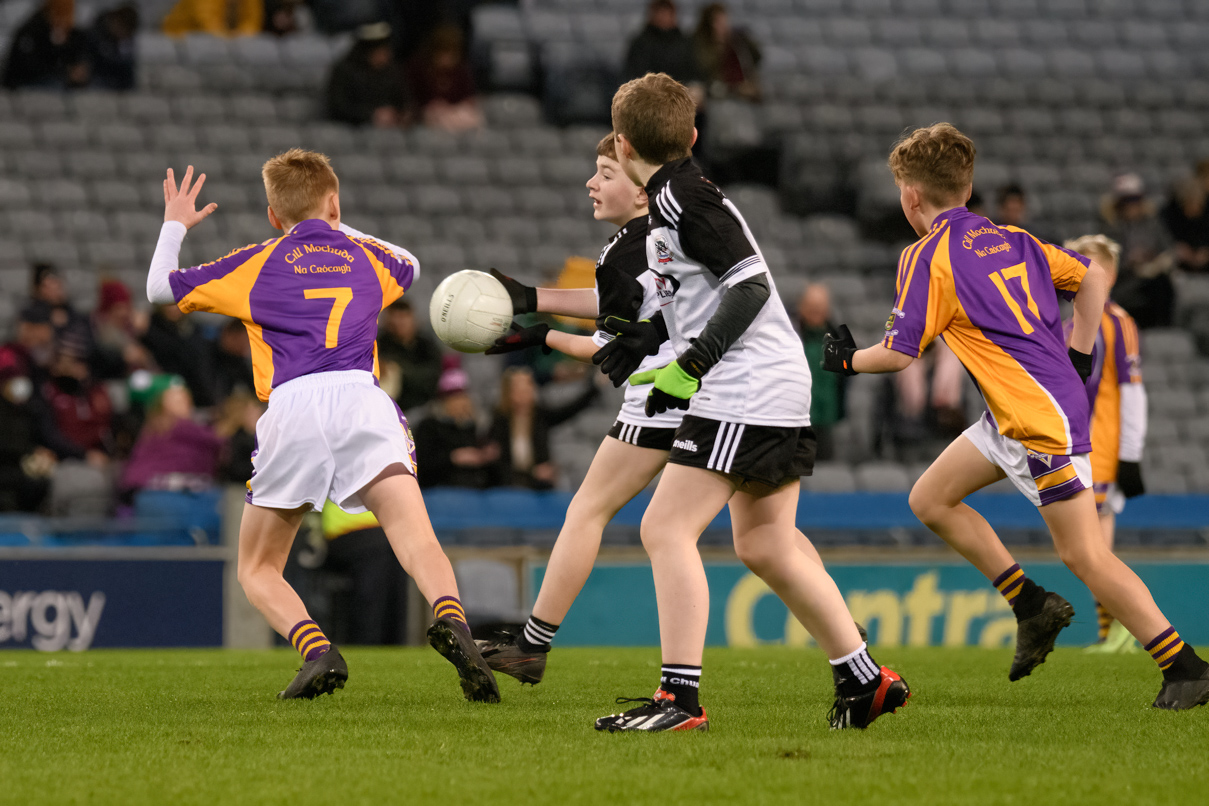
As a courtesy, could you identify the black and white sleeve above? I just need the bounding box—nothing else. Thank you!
[677,188,767,288]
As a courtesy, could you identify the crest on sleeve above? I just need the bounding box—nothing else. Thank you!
[885,307,905,332]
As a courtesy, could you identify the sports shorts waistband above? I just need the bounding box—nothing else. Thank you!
[272,370,377,396]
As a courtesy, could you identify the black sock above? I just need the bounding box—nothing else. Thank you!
[517,615,558,653]
[1011,579,1047,621]
[660,664,701,716]
[830,642,882,697]
[1162,644,1209,681]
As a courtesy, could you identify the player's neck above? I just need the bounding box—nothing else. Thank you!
[920,203,965,233]
[627,159,662,189]
[608,207,649,228]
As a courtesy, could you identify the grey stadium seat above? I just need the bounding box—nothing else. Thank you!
[90,181,143,211]
[388,155,438,184]
[8,210,56,237]
[96,124,145,152]
[63,211,110,241]
[10,150,62,178]
[66,151,119,180]
[34,179,88,209]
[72,93,122,122]
[483,95,543,128]
[801,463,857,493]
[38,121,89,149]
[411,186,462,216]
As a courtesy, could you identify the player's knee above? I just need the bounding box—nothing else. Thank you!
[732,539,774,574]
[908,482,941,525]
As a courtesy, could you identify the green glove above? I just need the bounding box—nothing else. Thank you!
[629,360,701,417]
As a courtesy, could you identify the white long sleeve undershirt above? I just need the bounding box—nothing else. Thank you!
[1118,382,1147,462]
[147,220,186,304]
[145,219,419,306]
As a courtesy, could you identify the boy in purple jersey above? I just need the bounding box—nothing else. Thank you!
[823,124,1208,710]
[146,151,499,703]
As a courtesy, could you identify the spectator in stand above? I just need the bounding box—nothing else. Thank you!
[326,22,412,128]
[795,283,845,461]
[2,0,89,89]
[488,367,598,490]
[214,391,264,485]
[624,0,703,87]
[377,299,442,412]
[162,0,263,37]
[0,304,56,391]
[1101,173,1176,328]
[121,376,221,495]
[263,0,303,36]
[874,340,967,463]
[38,332,114,515]
[693,3,761,102]
[210,318,255,401]
[966,188,986,218]
[406,24,483,132]
[87,3,137,90]
[90,279,153,381]
[1161,176,1209,274]
[0,363,54,513]
[995,183,1027,227]
[140,304,216,408]
[412,365,499,489]
[30,264,87,340]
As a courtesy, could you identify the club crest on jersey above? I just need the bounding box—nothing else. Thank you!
[655,236,673,264]
[885,307,905,332]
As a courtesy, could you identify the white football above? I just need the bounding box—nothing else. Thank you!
[429,270,514,353]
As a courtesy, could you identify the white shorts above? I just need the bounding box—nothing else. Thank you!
[247,370,416,513]
[963,413,1091,508]
[1093,482,1126,515]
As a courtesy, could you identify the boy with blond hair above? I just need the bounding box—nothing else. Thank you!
[823,124,1207,709]
[591,73,909,732]
[146,151,499,703]
[1064,234,1148,651]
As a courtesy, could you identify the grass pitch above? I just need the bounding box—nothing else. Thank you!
[2,646,1205,806]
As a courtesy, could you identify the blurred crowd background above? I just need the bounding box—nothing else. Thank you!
[4,0,1209,530]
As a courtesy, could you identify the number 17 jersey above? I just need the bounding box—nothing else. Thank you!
[168,218,417,401]
[882,207,1092,455]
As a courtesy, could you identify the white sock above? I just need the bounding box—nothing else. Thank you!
[829,642,880,685]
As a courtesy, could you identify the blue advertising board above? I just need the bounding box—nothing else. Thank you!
[535,561,1209,647]
[0,557,224,650]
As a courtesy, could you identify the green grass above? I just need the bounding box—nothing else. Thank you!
[1,646,1205,806]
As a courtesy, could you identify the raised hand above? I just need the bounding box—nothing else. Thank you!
[163,166,218,230]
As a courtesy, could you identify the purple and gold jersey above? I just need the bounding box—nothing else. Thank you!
[1085,303,1143,482]
[169,219,415,401]
[883,208,1092,455]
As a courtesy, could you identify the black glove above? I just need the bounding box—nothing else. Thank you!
[591,316,666,388]
[1117,460,1145,499]
[1069,347,1093,383]
[822,324,858,376]
[485,322,551,355]
[490,268,537,315]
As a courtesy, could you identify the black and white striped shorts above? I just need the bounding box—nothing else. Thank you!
[607,420,677,451]
[667,415,817,487]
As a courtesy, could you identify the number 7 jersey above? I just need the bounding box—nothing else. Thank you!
[168,218,417,401]
[882,207,1092,455]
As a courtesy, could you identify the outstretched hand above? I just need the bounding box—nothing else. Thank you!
[163,166,218,230]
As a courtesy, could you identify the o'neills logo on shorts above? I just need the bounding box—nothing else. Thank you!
[673,439,698,452]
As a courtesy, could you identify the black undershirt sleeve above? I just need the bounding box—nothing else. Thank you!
[677,274,770,379]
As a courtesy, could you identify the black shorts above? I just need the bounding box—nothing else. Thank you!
[607,420,677,451]
[667,415,816,488]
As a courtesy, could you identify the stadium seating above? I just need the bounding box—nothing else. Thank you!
[3,0,1209,499]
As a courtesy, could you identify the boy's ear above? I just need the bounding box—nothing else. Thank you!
[616,133,633,161]
[689,127,698,149]
[267,206,283,231]
[327,191,341,223]
[636,187,649,208]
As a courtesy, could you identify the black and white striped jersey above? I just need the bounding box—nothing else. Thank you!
[644,158,811,427]
[590,215,682,428]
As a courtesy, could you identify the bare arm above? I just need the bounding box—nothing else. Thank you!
[536,288,599,319]
[1070,260,1110,355]
[852,343,915,374]
[545,330,600,363]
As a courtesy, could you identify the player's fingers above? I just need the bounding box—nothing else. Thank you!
[190,172,207,199]
[591,340,619,366]
[198,202,218,220]
[163,177,171,205]
[180,165,194,194]
[165,168,177,198]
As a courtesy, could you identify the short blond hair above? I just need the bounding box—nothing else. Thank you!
[261,148,339,227]
[888,123,976,207]
[1064,234,1121,274]
[611,73,696,165]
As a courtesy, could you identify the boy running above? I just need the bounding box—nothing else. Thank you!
[477,133,851,687]
[823,124,1207,710]
[1064,235,1147,651]
[591,73,909,732]
[146,151,499,703]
